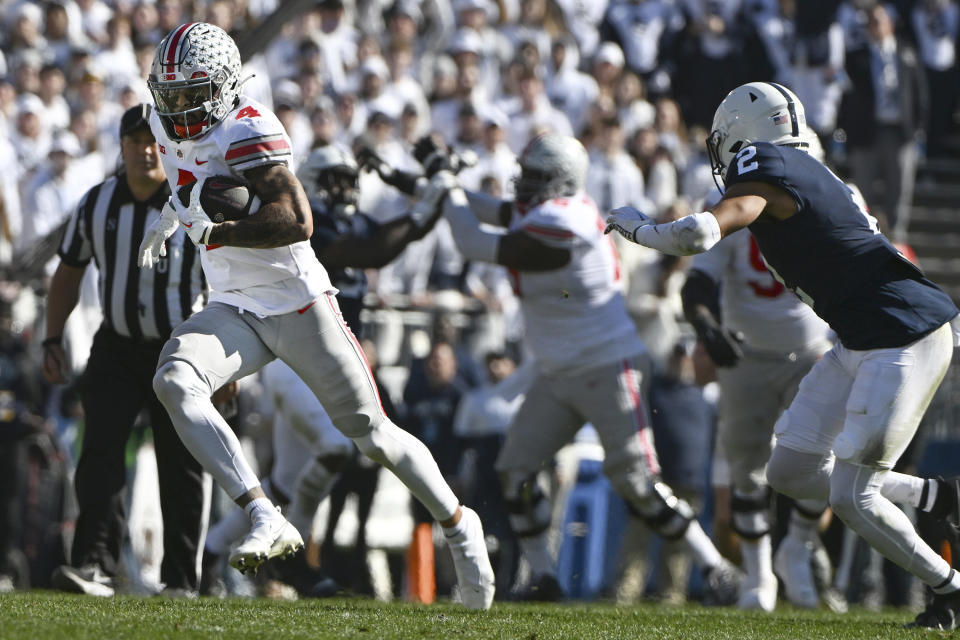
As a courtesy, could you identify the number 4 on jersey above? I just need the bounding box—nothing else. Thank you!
[235,106,261,120]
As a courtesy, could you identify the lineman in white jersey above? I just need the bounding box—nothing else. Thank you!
[412,133,741,602]
[683,181,834,611]
[137,23,494,609]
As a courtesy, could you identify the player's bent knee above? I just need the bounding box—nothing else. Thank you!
[152,360,200,406]
[349,418,397,466]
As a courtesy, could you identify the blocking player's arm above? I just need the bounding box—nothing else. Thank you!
[206,163,313,248]
[442,187,570,271]
[681,268,743,367]
[317,209,443,269]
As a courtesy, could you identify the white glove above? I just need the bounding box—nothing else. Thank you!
[176,177,216,246]
[604,206,654,243]
[412,170,458,225]
[138,200,180,268]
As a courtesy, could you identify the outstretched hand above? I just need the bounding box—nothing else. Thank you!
[604,206,654,243]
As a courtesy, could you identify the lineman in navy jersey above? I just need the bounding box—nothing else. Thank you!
[607,82,960,628]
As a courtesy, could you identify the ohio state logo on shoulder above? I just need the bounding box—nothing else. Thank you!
[177,176,259,223]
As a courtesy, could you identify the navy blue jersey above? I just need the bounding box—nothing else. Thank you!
[724,142,957,349]
[309,199,379,333]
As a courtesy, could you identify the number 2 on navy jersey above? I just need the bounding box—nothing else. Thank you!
[735,146,758,175]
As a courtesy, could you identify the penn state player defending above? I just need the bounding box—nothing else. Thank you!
[203,145,450,596]
[414,133,742,603]
[607,82,960,629]
[136,23,494,608]
[682,129,835,611]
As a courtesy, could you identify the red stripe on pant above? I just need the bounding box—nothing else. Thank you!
[323,294,387,418]
[622,359,661,475]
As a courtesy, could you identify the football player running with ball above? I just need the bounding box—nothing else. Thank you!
[607,81,960,629]
[413,132,742,603]
[138,23,493,609]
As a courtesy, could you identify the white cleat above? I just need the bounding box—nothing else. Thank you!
[737,569,778,612]
[228,510,304,576]
[774,535,819,608]
[445,506,495,610]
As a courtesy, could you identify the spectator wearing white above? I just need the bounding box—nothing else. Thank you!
[37,63,71,131]
[11,93,51,183]
[333,91,365,148]
[357,55,397,123]
[653,97,691,171]
[615,71,655,137]
[67,107,107,181]
[912,0,960,156]
[554,0,608,59]
[586,115,650,216]
[19,130,87,254]
[504,66,572,154]
[309,96,340,148]
[315,0,359,96]
[43,2,84,70]
[545,35,599,135]
[431,37,491,140]
[75,0,114,45]
[93,15,141,95]
[789,5,846,137]
[452,0,511,96]
[501,0,554,66]
[591,40,625,103]
[69,65,122,146]
[0,132,21,265]
[384,39,432,138]
[458,110,518,199]
[0,76,15,138]
[628,127,678,217]
[272,80,313,169]
[12,49,43,96]
[7,3,47,56]
[600,0,685,94]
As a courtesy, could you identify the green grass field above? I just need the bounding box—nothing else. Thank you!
[0,593,938,640]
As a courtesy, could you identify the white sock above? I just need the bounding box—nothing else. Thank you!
[684,520,723,570]
[205,506,250,553]
[880,471,936,510]
[244,497,280,523]
[741,535,773,586]
[442,508,467,539]
[518,533,555,578]
[787,509,820,543]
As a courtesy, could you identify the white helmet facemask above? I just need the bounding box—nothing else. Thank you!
[148,23,244,141]
[706,81,808,192]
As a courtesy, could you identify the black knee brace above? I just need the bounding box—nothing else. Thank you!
[628,481,694,541]
[501,471,552,538]
[731,487,771,540]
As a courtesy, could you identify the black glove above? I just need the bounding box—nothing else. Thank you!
[413,134,454,177]
[698,322,744,368]
[356,145,421,195]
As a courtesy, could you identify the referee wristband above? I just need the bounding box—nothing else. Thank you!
[42,336,62,347]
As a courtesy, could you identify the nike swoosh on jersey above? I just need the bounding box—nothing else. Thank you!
[183,222,193,228]
[195,158,208,165]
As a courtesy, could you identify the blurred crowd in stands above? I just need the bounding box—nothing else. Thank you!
[1,0,959,607]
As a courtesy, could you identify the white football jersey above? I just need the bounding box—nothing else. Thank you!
[690,228,831,353]
[150,95,333,315]
[509,193,644,375]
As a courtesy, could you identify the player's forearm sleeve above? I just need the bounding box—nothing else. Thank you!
[442,188,502,263]
[634,211,722,256]
[465,190,510,227]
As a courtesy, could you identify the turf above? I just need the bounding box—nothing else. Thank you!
[0,592,933,640]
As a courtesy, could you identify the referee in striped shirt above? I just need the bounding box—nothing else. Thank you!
[42,104,207,597]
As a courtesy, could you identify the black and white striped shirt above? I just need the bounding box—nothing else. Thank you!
[58,173,206,341]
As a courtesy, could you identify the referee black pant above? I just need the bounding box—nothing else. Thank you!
[72,327,205,591]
